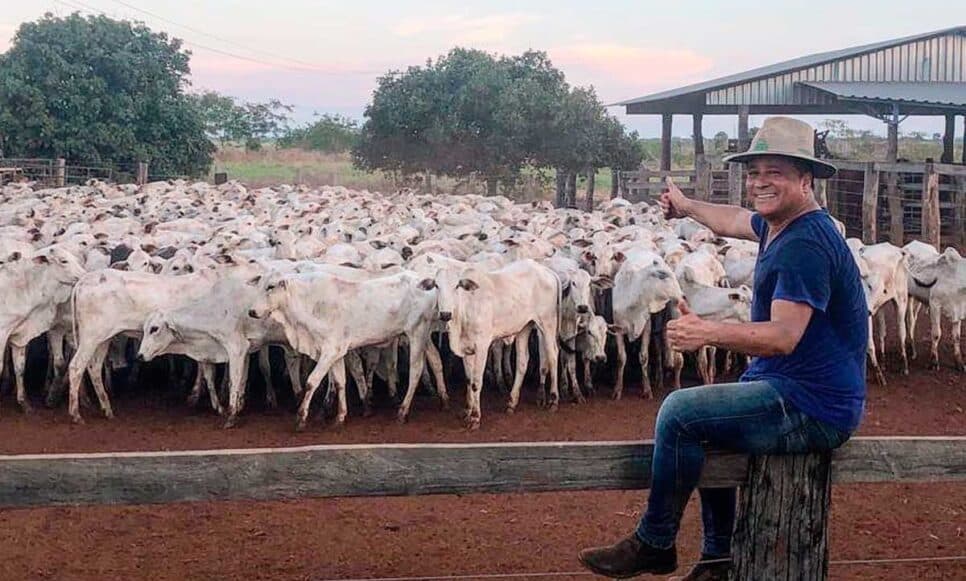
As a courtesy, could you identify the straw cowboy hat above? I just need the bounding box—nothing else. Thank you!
[722,116,837,179]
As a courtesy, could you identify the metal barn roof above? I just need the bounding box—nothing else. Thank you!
[617,26,966,115]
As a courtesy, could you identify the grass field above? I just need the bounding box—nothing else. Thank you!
[211,147,617,202]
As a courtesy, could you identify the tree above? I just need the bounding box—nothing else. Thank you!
[191,91,292,150]
[713,131,729,153]
[0,13,214,177]
[278,113,358,153]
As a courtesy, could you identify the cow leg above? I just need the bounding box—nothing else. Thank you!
[295,352,342,431]
[10,343,32,414]
[257,347,278,409]
[486,342,502,393]
[907,301,922,360]
[539,323,560,412]
[463,347,489,430]
[929,303,943,370]
[281,347,302,397]
[895,296,909,375]
[696,348,711,385]
[345,350,370,417]
[670,350,684,390]
[45,329,68,407]
[953,320,964,372]
[201,363,223,415]
[612,333,627,400]
[875,310,887,365]
[187,363,204,407]
[424,342,449,410]
[566,350,583,403]
[328,358,349,427]
[506,330,532,413]
[638,321,653,399]
[86,341,114,419]
[384,340,399,402]
[67,339,96,424]
[223,349,251,429]
[582,356,594,397]
[707,346,718,384]
[866,318,887,385]
[397,331,430,423]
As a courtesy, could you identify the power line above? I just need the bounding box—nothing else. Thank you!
[52,0,378,76]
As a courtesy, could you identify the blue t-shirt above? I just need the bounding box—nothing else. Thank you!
[740,210,868,433]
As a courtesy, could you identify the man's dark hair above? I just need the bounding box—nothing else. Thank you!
[790,159,815,189]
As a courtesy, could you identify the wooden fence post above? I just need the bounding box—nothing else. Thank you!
[921,163,940,250]
[611,168,620,199]
[54,158,66,187]
[694,156,712,202]
[136,162,148,186]
[728,163,743,207]
[814,178,827,208]
[956,176,966,248]
[732,452,832,581]
[862,162,879,244]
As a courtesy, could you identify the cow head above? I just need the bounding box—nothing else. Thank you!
[35,246,87,283]
[578,315,609,363]
[248,275,288,319]
[138,312,183,362]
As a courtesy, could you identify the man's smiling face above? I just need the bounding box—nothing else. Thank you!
[745,156,812,220]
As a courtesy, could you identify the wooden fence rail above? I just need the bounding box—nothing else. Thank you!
[1,436,962,580]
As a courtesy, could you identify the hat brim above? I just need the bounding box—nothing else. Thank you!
[721,152,837,179]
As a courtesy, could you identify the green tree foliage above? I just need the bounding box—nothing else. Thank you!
[191,91,292,151]
[278,113,360,153]
[0,13,214,177]
[353,48,637,198]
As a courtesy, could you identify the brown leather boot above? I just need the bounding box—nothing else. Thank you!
[578,533,678,578]
[668,554,732,581]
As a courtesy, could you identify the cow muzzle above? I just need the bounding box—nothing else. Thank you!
[576,305,590,314]
[248,309,261,319]
[439,311,452,322]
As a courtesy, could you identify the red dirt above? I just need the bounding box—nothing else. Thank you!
[0,334,963,580]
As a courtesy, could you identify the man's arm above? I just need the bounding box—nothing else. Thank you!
[667,299,812,357]
[659,177,757,241]
[706,299,812,356]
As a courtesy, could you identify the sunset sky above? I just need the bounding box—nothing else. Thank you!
[2,0,963,137]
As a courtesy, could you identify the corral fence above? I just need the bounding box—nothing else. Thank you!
[2,436,963,580]
[0,158,188,187]
[622,160,966,249]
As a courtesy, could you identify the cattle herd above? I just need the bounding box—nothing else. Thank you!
[0,180,962,431]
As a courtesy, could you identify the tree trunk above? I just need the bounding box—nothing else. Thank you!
[611,168,620,199]
[585,168,596,211]
[732,452,832,580]
[555,169,567,208]
[486,177,498,196]
[567,172,578,208]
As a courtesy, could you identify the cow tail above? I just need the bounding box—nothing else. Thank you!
[69,277,82,346]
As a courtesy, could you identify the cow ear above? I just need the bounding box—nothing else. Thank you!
[458,278,479,291]
[418,278,437,291]
[247,275,262,286]
[572,239,592,248]
[277,279,287,289]
[582,250,595,262]
[110,260,128,270]
[184,264,194,273]
[370,240,385,249]
[401,246,413,260]
[613,251,626,264]
[562,280,573,297]
[150,261,163,274]
[8,251,21,262]
[728,292,741,301]
[606,323,624,335]
[33,254,50,265]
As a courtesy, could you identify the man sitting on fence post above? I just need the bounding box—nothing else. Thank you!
[578,117,868,580]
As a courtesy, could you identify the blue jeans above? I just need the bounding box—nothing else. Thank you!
[635,380,850,556]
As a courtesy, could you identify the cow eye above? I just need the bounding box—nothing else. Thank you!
[266,284,276,291]
[149,326,159,333]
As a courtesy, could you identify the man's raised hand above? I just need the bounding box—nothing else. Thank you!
[658,177,691,220]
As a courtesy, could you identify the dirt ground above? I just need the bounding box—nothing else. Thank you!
[0,333,963,580]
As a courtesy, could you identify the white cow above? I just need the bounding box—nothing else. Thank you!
[434,259,561,428]
[909,248,965,371]
[249,270,440,430]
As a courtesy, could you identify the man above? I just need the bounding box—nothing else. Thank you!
[578,117,868,580]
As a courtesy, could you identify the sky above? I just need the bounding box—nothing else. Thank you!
[2,0,965,139]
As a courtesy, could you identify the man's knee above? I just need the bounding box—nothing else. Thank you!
[654,389,692,434]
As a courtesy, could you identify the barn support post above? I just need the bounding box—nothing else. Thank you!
[54,158,66,187]
[737,106,750,151]
[136,162,149,186]
[962,115,966,164]
[610,168,620,199]
[661,114,673,172]
[728,163,743,207]
[921,163,940,250]
[732,452,832,581]
[955,176,966,248]
[862,162,880,244]
[942,114,956,164]
[885,108,903,245]
[693,114,711,201]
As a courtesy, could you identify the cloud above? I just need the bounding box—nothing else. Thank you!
[0,23,18,52]
[550,42,714,99]
[391,12,539,44]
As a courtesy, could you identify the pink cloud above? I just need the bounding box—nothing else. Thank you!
[549,43,714,100]
[391,12,539,44]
